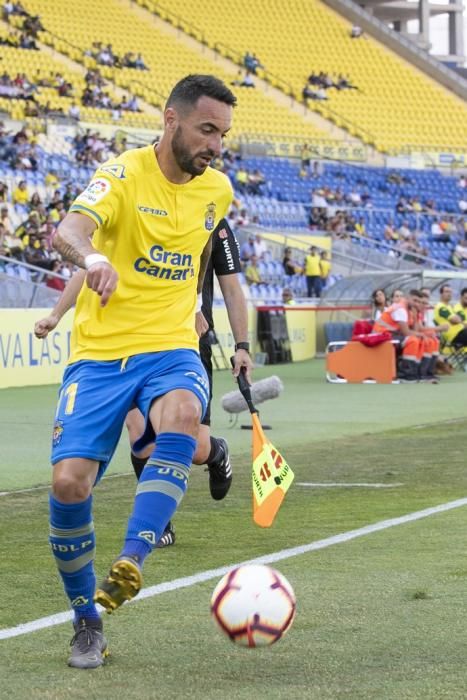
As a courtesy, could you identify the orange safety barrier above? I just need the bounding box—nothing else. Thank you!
[326,341,396,384]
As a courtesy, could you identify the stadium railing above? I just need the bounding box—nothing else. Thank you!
[0,256,66,307]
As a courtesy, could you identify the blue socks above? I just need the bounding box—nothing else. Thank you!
[120,432,196,564]
[49,494,99,622]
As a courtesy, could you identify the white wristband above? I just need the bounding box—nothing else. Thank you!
[84,253,110,270]
[196,293,203,312]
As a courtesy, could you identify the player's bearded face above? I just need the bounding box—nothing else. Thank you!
[171,125,215,177]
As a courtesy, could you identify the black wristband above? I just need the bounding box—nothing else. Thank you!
[235,342,250,353]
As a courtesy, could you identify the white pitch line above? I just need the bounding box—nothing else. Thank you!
[297,482,403,488]
[2,496,467,641]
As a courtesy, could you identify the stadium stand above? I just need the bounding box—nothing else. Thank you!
[0,1,464,307]
[0,33,159,128]
[19,0,340,144]
[142,0,467,152]
[225,157,466,266]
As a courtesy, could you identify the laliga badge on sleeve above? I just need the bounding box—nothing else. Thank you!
[76,178,111,206]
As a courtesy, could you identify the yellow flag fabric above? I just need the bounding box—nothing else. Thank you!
[251,413,294,527]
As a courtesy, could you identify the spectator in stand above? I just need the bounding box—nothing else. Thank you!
[240,234,255,265]
[247,169,265,195]
[346,188,361,206]
[0,221,22,258]
[430,217,450,243]
[243,52,264,74]
[453,238,467,265]
[320,250,331,290]
[19,32,38,50]
[371,288,387,320]
[350,25,363,38]
[253,232,267,260]
[304,246,321,298]
[314,87,328,101]
[12,179,28,207]
[236,207,250,227]
[1,205,12,232]
[311,188,327,209]
[459,196,467,214]
[282,287,295,305]
[235,166,249,193]
[458,175,466,189]
[336,74,357,90]
[29,191,41,211]
[410,196,422,213]
[397,220,411,240]
[302,83,316,105]
[354,216,367,237]
[68,102,80,120]
[244,254,264,286]
[46,259,66,291]
[283,246,300,276]
[0,181,7,202]
[135,53,148,70]
[384,219,398,243]
[300,143,312,176]
[396,196,410,213]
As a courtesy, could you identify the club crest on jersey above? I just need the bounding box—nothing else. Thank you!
[98,163,126,180]
[52,420,64,447]
[205,202,216,231]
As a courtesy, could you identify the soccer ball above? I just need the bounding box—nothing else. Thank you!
[210,564,296,647]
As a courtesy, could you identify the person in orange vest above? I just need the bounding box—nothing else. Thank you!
[372,289,430,382]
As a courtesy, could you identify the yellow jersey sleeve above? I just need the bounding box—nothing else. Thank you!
[69,173,125,229]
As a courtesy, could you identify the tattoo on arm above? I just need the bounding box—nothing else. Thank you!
[53,213,97,268]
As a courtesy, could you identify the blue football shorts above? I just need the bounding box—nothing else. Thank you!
[51,349,209,481]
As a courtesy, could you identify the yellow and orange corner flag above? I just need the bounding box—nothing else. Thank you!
[251,412,294,528]
[231,359,294,527]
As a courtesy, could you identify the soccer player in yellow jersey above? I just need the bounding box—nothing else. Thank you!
[47,75,251,669]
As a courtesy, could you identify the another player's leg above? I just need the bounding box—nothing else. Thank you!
[196,341,232,500]
[193,424,232,501]
[96,387,201,613]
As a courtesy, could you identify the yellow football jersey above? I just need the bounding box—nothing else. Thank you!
[68,145,233,362]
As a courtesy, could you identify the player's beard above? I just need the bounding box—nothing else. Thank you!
[171,126,214,177]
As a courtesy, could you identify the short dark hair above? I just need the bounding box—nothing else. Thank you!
[440,284,451,294]
[166,74,237,111]
[461,287,467,296]
[409,289,422,298]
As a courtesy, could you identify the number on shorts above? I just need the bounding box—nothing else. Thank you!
[64,383,78,415]
[56,382,79,417]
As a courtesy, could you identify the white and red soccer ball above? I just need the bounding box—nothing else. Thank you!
[210,564,296,647]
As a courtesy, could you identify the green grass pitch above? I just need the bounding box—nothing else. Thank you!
[1,360,467,699]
